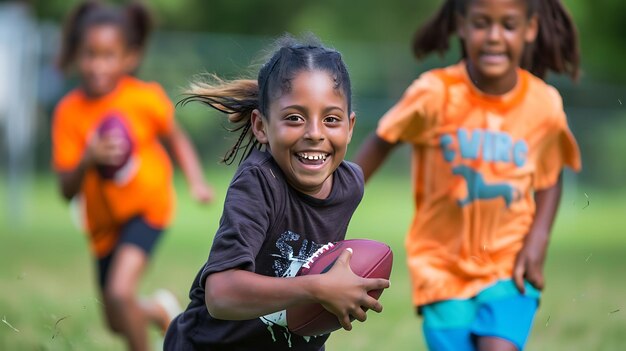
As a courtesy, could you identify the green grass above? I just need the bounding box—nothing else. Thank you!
[1,169,625,350]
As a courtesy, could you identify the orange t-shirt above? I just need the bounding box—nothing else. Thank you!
[377,62,581,306]
[52,76,176,258]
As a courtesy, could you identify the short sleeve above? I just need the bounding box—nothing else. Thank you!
[342,161,365,203]
[51,103,84,172]
[376,72,445,144]
[533,91,582,190]
[199,166,274,285]
[145,82,175,136]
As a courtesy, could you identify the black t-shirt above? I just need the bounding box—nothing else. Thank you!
[165,149,364,351]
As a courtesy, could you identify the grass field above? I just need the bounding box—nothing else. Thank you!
[1,169,625,350]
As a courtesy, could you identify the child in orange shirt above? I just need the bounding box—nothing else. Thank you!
[355,0,581,350]
[51,2,212,350]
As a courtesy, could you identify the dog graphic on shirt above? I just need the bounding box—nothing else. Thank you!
[452,165,518,207]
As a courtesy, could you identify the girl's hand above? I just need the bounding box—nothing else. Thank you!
[315,248,390,331]
[85,130,130,167]
[190,181,214,204]
[514,175,562,295]
[512,234,548,294]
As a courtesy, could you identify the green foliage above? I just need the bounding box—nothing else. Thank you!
[579,110,626,187]
[28,0,626,187]
[32,0,626,83]
[569,0,626,82]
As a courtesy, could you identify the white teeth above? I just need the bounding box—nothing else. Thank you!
[297,152,328,161]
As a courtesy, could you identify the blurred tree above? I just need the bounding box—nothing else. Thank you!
[32,0,626,83]
[29,0,626,186]
[568,0,626,82]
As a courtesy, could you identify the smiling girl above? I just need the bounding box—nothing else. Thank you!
[355,0,581,350]
[164,35,390,351]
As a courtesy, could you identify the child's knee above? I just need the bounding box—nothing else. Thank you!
[103,284,135,309]
[102,304,124,334]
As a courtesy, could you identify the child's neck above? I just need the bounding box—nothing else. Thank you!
[81,77,125,100]
[466,61,518,96]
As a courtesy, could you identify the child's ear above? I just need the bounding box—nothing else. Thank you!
[525,14,539,43]
[251,109,269,144]
[347,111,356,144]
[125,49,141,73]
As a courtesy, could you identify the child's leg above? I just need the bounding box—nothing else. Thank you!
[475,336,518,351]
[421,300,478,351]
[141,289,182,332]
[471,280,540,351]
[103,243,151,351]
[97,216,170,350]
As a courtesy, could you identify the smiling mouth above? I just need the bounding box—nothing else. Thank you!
[296,152,329,165]
[481,52,507,62]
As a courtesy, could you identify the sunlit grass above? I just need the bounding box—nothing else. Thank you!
[1,169,624,350]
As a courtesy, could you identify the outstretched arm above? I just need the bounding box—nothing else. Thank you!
[353,133,398,183]
[513,173,564,293]
[205,249,390,331]
[163,121,214,204]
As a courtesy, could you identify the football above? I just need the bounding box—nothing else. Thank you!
[286,239,393,336]
[96,114,133,179]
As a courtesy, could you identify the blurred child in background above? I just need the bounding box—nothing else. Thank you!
[164,35,390,350]
[355,0,581,350]
[51,1,212,350]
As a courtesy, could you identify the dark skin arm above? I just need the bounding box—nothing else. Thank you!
[353,133,399,182]
[205,249,390,331]
[356,131,563,294]
[58,159,90,201]
[59,121,213,204]
[513,174,564,293]
[58,130,129,201]
[357,129,562,294]
[161,121,213,204]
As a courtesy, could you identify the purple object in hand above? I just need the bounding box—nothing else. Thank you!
[96,114,133,179]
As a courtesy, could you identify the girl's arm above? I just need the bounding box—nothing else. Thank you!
[205,249,390,331]
[58,132,129,200]
[58,158,91,201]
[513,173,564,293]
[163,121,214,204]
[353,133,398,183]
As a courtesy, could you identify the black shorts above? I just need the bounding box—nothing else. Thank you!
[96,216,163,289]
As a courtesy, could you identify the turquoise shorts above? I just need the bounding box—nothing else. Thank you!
[421,280,540,351]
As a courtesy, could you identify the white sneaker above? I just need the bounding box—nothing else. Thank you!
[153,289,182,331]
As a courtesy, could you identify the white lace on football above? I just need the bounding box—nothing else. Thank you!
[302,242,335,270]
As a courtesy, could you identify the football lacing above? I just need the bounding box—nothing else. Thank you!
[302,242,335,270]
